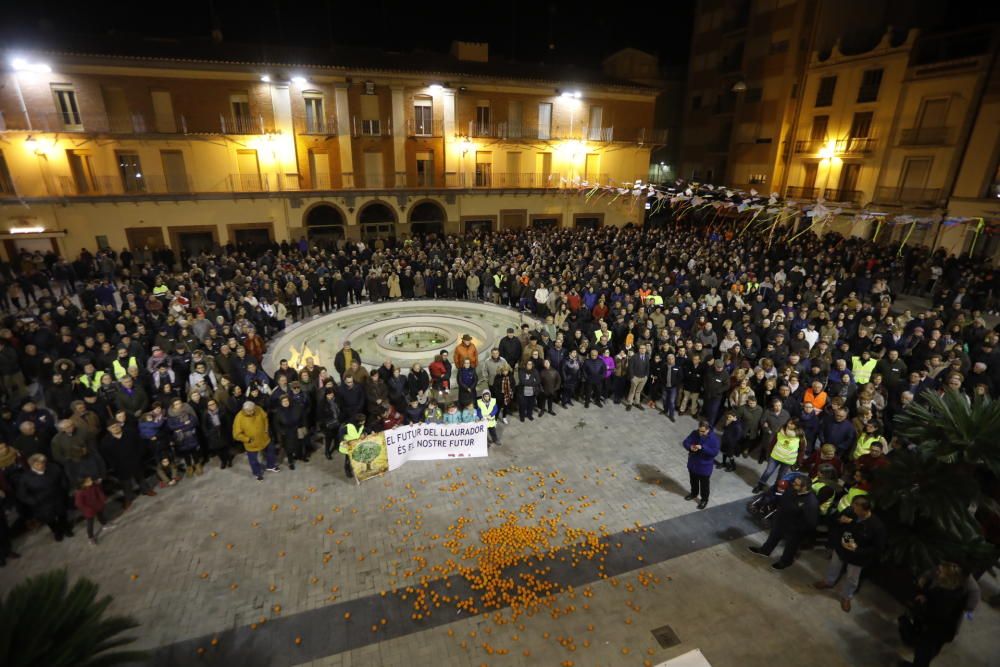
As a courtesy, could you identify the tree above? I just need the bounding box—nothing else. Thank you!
[352,439,382,472]
[0,569,148,667]
[874,390,1000,574]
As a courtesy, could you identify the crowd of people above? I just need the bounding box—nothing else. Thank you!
[0,220,996,662]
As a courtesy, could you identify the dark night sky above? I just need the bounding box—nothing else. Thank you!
[4,0,695,71]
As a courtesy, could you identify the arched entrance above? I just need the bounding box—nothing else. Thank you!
[408,200,446,236]
[358,201,397,241]
[305,204,346,244]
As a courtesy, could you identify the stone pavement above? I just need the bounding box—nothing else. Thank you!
[2,401,997,667]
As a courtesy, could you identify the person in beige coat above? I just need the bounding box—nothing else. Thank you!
[232,401,278,481]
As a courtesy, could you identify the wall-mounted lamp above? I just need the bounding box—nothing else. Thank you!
[10,226,46,234]
[731,80,748,93]
[428,83,443,92]
[260,75,271,82]
[11,57,51,73]
[292,76,308,85]
[818,140,836,160]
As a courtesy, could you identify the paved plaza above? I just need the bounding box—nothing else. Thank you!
[2,403,997,667]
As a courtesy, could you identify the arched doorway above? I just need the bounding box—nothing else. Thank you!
[305,204,346,244]
[408,200,446,236]
[358,201,397,241]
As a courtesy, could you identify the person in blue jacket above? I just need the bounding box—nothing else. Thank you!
[683,420,720,509]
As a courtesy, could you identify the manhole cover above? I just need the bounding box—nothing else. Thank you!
[651,625,680,649]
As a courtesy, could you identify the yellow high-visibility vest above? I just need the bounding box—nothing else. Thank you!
[339,423,364,454]
[853,433,882,460]
[112,357,137,380]
[837,486,869,513]
[771,431,800,465]
[477,398,497,428]
[78,371,106,392]
[851,357,878,384]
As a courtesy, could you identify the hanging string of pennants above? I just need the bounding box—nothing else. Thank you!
[560,176,996,257]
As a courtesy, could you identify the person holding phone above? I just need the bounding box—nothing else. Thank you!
[814,495,886,612]
[682,420,720,510]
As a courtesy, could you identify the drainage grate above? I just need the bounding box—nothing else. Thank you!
[650,624,681,649]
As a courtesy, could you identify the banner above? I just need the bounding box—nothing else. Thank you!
[385,421,489,471]
[347,432,389,482]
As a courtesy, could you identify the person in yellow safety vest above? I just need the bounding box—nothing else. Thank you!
[852,422,886,460]
[646,294,664,307]
[850,350,878,385]
[753,420,803,493]
[111,350,138,380]
[476,390,501,446]
[811,463,841,517]
[338,413,366,480]
[152,281,170,297]
[593,326,613,345]
[836,469,872,513]
[77,362,106,393]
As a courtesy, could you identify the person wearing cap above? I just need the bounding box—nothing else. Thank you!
[232,400,278,481]
[498,328,523,370]
[476,390,501,446]
[454,334,479,369]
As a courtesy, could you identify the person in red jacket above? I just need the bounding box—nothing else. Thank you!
[74,476,115,545]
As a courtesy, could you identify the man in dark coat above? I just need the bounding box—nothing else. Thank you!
[17,454,73,541]
[748,474,819,569]
[100,421,156,510]
[814,495,886,612]
[682,420,720,509]
[498,328,523,371]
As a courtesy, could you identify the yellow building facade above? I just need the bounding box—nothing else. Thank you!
[682,0,1000,262]
[0,43,662,259]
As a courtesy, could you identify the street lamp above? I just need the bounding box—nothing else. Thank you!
[818,140,837,196]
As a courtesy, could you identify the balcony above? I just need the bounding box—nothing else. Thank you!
[299,116,338,136]
[899,127,952,146]
[793,139,825,154]
[54,175,119,196]
[785,186,820,199]
[874,187,944,206]
[351,117,393,137]
[835,137,877,155]
[823,188,863,204]
[407,118,444,137]
[458,172,564,188]
[228,173,270,192]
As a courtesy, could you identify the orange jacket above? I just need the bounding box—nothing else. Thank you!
[454,341,479,369]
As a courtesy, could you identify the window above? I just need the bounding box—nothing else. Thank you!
[849,111,873,138]
[857,69,883,103]
[412,97,433,136]
[360,94,381,136]
[476,101,491,136]
[815,76,836,107]
[475,151,492,186]
[52,86,82,129]
[507,101,523,138]
[67,150,97,194]
[810,115,829,141]
[748,173,767,184]
[363,81,376,95]
[587,106,604,140]
[0,151,15,195]
[229,93,253,133]
[304,95,325,133]
[117,151,145,193]
[230,93,250,119]
[537,102,552,140]
[416,151,434,186]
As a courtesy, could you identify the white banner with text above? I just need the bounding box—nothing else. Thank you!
[385,421,489,471]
